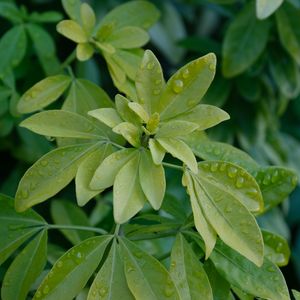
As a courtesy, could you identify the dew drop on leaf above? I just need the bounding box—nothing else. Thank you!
[172,80,184,93]
[99,287,108,297]
[210,162,219,172]
[235,176,244,188]
[57,261,63,268]
[227,166,238,178]
[147,62,154,70]
[43,285,50,295]
[182,68,190,78]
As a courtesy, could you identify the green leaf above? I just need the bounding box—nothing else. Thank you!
[156,120,199,138]
[50,200,94,245]
[128,102,149,123]
[254,166,298,211]
[110,49,142,81]
[113,122,141,147]
[76,43,94,61]
[98,1,160,34]
[139,149,165,210]
[90,148,137,190]
[88,239,134,300]
[15,143,97,212]
[170,234,213,300]
[17,75,72,113]
[63,78,114,115]
[88,108,122,128]
[0,2,22,23]
[276,3,300,64]
[113,152,147,223]
[57,20,88,43]
[80,3,95,34]
[199,161,263,213]
[115,94,140,125]
[76,144,113,206]
[159,53,216,120]
[183,131,259,172]
[135,50,165,114]
[171,104,230,131]
[269,47,300,98]
[157,137,198,173]
[256,0,284,19]
[188,162,264,266]
[62,0,81,23]
[149,138,165,165]
[20,110,106,140]
[0,25,27,76]
[203,259,233,300]
[182,172,217,258]
[106,26,149,49]
[262,230,290,266]
[1,230,47,300]
[222,2,270,77]
[34,235,112,300]
[0,194,46,265]
[193,236,290,300]
[26,24,61,76]
[293,290,300,300]
[119,237,180,300]
[29,11,63,23]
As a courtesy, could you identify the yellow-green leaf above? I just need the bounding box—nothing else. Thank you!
[157,137,198,173]
[57,20,88,43]
[256,0,284,19]
[113,122,141,147]
[135,50,165,114]
[76,144,113,206]
[80,3,95,34]
[159,53,216,120]
[18,75,71,113]
[156,120,198,138]
[149,138,165,165]
[76,43,94,61]
[88,108,122,128]
[15,143,96,212]
[139,149,165,210]
[90,148,137,190]
[113,152,147,223]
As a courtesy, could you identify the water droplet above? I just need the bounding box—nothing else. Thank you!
[210,162,219,172]
[292,175,298,186]
[202,163,210,169]
[213,148,221,155]
[147,62,154,70]
[248,187,258,196]
[57,261,63,268]
[187,99,196,107]
[172,79,184,94]
[276,242,283,252]
[170,261,176,268]
[182,68,190,78]
[227,166,238,178]
[153,89,160,95]
[35,291,42,298]
[41,159,48,167]
[155,79,162,85]
[219,163,226,171]
[236,176,244,188]
[134,252,143,258]
[164,285,175,297]
[127,266,135,273]
[209,63,215,71]
[267,266,275,272]
[225,206,232,213]
[48,271,54,278]
[43,285,50,295]
[99,287,107,296]
[271,170,279,183]
[263,174,271,185]
[21,189,29,199]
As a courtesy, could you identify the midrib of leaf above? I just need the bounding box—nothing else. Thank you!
[179,237,191,299]
[0,216,45,225]
[106,243,117,299]
[121,239,157,299]
[194,174,256,254]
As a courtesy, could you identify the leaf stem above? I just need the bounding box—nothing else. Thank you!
[46,224,108,235]
[114,224,121,236]
[162,162,183,171]
[61,49,77,70]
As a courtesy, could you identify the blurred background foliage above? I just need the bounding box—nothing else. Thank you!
[0,0,300,291]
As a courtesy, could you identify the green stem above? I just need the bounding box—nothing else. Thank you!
[114,224,121,236]
[162,162,183,171]
[129,230,178,241]
[47,224,108,235]
[61,49,77,71]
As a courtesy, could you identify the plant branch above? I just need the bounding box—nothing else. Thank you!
[60,49,77,71]
[162,162,183,171]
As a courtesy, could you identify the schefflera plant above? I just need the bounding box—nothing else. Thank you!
[57,0,159,99]
[88,50,230,222]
